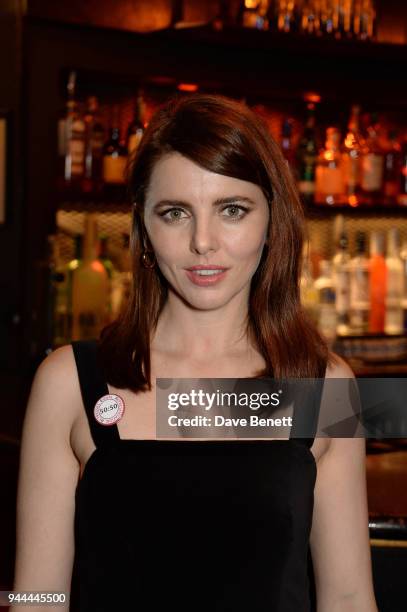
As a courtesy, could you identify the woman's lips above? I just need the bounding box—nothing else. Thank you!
[185,268,228,286]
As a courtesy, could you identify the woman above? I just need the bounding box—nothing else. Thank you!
[13,93,378,611]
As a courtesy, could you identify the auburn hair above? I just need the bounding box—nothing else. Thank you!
[98,93,336,391]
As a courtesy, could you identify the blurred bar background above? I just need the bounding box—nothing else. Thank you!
[0,1,407,610]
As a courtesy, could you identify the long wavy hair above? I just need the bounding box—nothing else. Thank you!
[98,93,335,391]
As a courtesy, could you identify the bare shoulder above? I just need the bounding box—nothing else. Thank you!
[25,344,82,442]
[325,351,355,379]
[315,352,356,458]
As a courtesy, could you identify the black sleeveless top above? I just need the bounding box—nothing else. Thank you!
[69,340,323,612]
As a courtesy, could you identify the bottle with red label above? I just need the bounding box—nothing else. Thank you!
[368,230,387,333]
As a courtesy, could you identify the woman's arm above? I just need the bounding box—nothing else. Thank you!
[11,346,81,612]
[309,356,378,612]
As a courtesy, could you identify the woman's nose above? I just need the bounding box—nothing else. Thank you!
[189,217,219,255]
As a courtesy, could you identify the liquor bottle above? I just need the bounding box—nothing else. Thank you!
[315,127,345,205]
[296,103,318,202]
[397,134,407,206]
[358,0,376,41]
[400,240,407,332]
[239,0,269,29]
[111,233,133,318]
[127,91,146,157]
[82,96,105,192]
[319,0,335,35]
[341,0,354,38]
[102,106,128,185]
[98,234,115,322]
[43,234,68,348]
[280,118,295,169]
[341,105,363,205]
[98,235,115,279]
[66,234,82,340]
[52,236,70,347]
[314,260,337,344]
[300,0,319,35]
[383,130,401,201]
[308,231,324,279]
[60,71,85,184]
[300,241,319,324]
[349,231,370,334]
[384,228,403,335]
[360,113,384,204]
[43,235,59,352]
[368,231,387,334]
[332,231,351,336]
[276,0,300,33]
[71,214,110,340]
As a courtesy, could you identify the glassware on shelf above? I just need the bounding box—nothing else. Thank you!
[397,133,407,207]
[384,228,404,335]
[349,231,370,334]
[71,214,110,341]
[400,240,407,333]
[82,96,105,193]
[314,259,337,344]
[368,230,386,334]
[127,89,146,157]
[360,113,385,205]
[102,105,128,185]
[296,103,318,202]
[59,71,85,185]
[239,0,270,29]
[315,127,345,205]
[383,130,402,202]
[332,230,351,336]
[300,241,319,323]
[341,104,363,206]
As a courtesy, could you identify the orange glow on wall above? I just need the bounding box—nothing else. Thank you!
[177,83,199,92]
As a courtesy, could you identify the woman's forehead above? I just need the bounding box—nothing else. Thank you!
[146,152,266,207]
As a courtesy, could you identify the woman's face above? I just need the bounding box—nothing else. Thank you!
[143,152,270,310]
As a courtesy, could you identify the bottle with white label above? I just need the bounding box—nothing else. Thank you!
[332,231,351,335]
[349,231,370,334]
[384,227,403,335]
[315,127,345,205]
[361,113,384,204]
[314,260,337,344]
[72,214,110,340]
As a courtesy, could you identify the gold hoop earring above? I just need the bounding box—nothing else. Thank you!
[141,250,156,269]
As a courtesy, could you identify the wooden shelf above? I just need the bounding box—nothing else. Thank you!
[55,185,407,217]
[305,201,407,217]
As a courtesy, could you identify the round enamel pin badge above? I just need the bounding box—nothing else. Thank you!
[94,394,125,426]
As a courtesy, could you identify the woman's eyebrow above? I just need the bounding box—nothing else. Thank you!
[152,196,257,211]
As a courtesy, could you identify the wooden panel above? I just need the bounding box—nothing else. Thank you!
[376,0,407,44]
[26,0,174,32]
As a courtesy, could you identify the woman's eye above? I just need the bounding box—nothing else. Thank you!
[159,208,188,222]
[222,205,249,220]
[159,205,249,223]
